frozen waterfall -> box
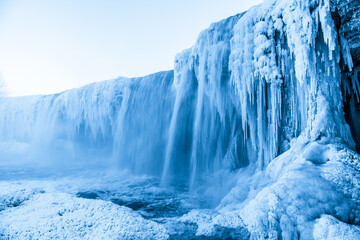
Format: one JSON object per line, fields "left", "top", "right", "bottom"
{"left": 0, "top": 0, "right": 359, "bottom": 189}
{"left": 2, "top": 0, "right": 360, "bottom": 238}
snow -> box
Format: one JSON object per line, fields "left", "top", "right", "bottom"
{"left": 177, "top": 138, "right": 360, "bottom": 239}
{"left": 235, "top": 139, "right": 360, "bottom": 239}
{"left": 0, "top": 183, "right": 40, "bottom": 211}
{"left": 0, "top": 186, "right": 169, "bottom": 239}
{"left": 180, "top": 209, "right": 249, "bottom": 237}
{"left": 313, "top": 215, "right": 360, "bottom": 240}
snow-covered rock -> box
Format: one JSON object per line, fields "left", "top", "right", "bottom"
{"left": 0, "top": 191, "right": 169, "bottom": 240}
{"left": 313, "top": 215, "right": 360, "bottom": 240}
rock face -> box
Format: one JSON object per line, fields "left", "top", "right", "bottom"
{"left": 332, "top": 0, "right": 360, "bottom": 152}
{"left": 333, "top": 0, "right": 360, "bottom": 65}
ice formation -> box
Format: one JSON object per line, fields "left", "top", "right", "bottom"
{"left": 1, "top": 0, "right": 360, "bottom": 238}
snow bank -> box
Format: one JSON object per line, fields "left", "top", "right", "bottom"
{"left": 0, "top": 190, "right": 169, "bottom": 240}
{"left": 313, "top": 215, "right": 360, "bottom": 240}
{"left": 178, "top": 139, "right": 360, "bottom": 239}
{"left": 0, "top": 183, "right": 39, "bottom": 211}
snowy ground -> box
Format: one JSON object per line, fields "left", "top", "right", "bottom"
{"left": 1, "top": 139, "right": 360, "bottom": 239}
{"left": 0, "top": 170, "right": 248, "bottom": 239}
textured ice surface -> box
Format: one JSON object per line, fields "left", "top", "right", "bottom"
{"left": 313, "top": 215, "right": 360, "bottom": 240}
{"left": 0, "top": 172, "right": 204, "bottom": 239}
{"left": 0, "top": 172, "right": 251, "bottom": 239}
{"left": 0, "top": 188, "right": 169, "bottom": 239}
{"left": 175, "top": 139, "right": 360, "bottom": 239}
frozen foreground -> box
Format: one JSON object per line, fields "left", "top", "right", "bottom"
{"left": 1, "top": 0, "right": 360, "bottom": 239}
{"left": 0, "top": 171, "right": 205, "bottom": 239}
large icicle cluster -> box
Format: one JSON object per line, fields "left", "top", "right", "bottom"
{"left": 230, "top": 0, "right": 354, "bottom": 168}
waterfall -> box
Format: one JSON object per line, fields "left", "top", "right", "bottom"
{"left": 0, "top": 71, "right": 175, "bottom": 174}
{"left": 0, "top": 0, "right": 358, "bottom": 192}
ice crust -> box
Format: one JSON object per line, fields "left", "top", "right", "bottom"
{"left": 313, "top": 215, "right": 360, "bottom": 240}
{"left": 0, "top": 186, "right": 169, "bottom": 240}
{"left": 1, "top": 0, "right": 360, "bottom": 239}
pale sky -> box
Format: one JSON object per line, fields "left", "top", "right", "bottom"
{"left": 0, "top": 0, "right": 262, "bottom": 96}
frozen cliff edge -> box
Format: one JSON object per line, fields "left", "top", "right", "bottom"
{"left": 1, "top": 0, "right": 360, "bottom": 239}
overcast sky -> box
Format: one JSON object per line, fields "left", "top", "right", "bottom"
{"left": 0, "top": 0, "right": 262, "bottom": 96}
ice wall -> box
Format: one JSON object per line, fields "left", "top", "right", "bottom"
{"left": 0, "top": 14, "right": 254, "bottom": 189}
{"left": 162, "top": 13, "right": 251, "bottom": 187}
{"left": 0, "top": 71, "right": 174, "bottom": 173}
{"left": 229, "top": 0, "right": 355, "bottom": 167}
{"left": 164, "top": 0, "right": 358, "bottom": 186}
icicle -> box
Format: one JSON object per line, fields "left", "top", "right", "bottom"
{"left": 228, "top": 0, "right": 353, "bottom": 169}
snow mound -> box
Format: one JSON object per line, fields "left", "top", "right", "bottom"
{"left": 180, "top": 209, "right": 249, "bottom": 238}
{"left": 176, "top": 139, "right": 360, "bottom": 239}
{"left": 211, "top": 139, "right": 360, "bottom": 239}
{"left": 0, "top": 192, "right": 169, "bottom": 240}
{"left": 313, "top": 215, "right": 360, "bottom": 240}
{"left": 0, "top": 182, "right": 39, "bottom": 211}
